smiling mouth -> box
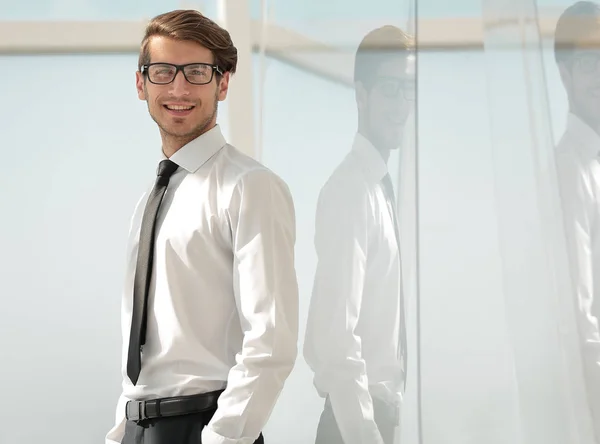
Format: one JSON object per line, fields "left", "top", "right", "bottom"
{"left": 164, "top": 104, "right": 194, "bottom": 110}
{"left": 163, "top": 104, "right": 195, "bottom": 116}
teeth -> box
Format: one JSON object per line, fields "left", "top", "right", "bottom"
{"left": 166, "top": 105, "right": 193, "bottom": 110}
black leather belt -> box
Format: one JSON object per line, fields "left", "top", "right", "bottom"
{"left": 126, "top": 390, "right": 224, "bottom": 421}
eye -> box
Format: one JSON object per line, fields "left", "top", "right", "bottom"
{"left": 149, "top": 65, "right": 175, "bottom": 77}
{"left": 186, "top": 65, "right": 210, "bottom": 74}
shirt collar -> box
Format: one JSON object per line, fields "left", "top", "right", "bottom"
{"left": 161, "top": 124, "right": 227, "bottom": 173}
{"left": 566, "top": 112, "right": 600, "bottom": 160}
{"left": 351, "top": 132, "right": 389, "bottom": 182}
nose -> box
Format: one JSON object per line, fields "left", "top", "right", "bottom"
{"left": 168, "top": 70, "right": 190, "bottom": 96}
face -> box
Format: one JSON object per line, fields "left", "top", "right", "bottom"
{"left": 356, "top": 55, "right": 415, "bottom": 151}
{"left": 560, "top": 48, "right": 600, "bottom": 128}
{"left": 136, "top": 36, "right": 230, "bottom": 146}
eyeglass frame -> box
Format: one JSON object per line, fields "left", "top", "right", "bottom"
{"left": 140, "top": 62, "right": 225, "bottom": 85}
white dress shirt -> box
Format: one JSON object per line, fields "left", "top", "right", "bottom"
{"left": 303, "top": 133, "right": 406, "bottom": 444}
{"left": 555, "top": 112, "right": 600, "bottom": 442}
{"left": 105, "top": 125, "right": 299, "bottom": 444}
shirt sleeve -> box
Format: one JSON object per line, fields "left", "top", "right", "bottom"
{"left": 303, "top": 178, "right": 385, "bottom": 444}
{"left": 201, "top": 168, "right": 299, "bottom": 444}
{"left": 556, "top": 147, "right": 600, "bottom": 438}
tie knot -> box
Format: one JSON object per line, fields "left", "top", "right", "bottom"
{"left": 157, "top": 159, "right": 178, "bottom": 178}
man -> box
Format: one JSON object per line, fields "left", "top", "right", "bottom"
{"left": 105, "top": 9, "right": 299, "bottom": 444}
{"left": 554, "top": 1, "right": 600, "bottom": 442}
{"left": 303, "top": 25, "right": 414, "bottom": 444}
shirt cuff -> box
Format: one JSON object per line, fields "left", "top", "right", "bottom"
{"left": 201, "top": 426, "right": 256, "bottom": 444}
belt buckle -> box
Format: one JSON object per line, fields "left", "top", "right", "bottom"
{"left": 137, "top": 401, "right": 147, "bottom": 421}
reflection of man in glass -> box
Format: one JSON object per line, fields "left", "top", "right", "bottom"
{"left": 303, "top": 26, "right": 414, "bottom": 444}
{"left": 554, "top": 1, "right": 600, "bottom": 440}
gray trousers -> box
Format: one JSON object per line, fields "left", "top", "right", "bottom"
{"left": 315, "top": 397, "right": 398, "bottom": 444}
{"left": 122, "top": 410, "right": 265, "bottom": 444}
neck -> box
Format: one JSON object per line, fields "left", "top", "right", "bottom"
{"left": 358, "top": 128, "right": 391, "bottom": 164}
{"left": 571, "top": 106, "right": 600, "bottom": 138}
{"left": 160, "top": 122, "right": 216, "bottom": 158}
{"left": 161, "top": 134, "right": 195, "bottom": 158}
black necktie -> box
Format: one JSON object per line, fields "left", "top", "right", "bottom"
{"left": 381, "top": 173, "right": 407, "bottom": 386}
{"left": 127, "top": 159, "right": 179, "bottom": 385}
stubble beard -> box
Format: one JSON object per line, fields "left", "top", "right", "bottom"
{"left": 367, "top": 119, "right": 404, "bottom": 153}
{"left": 151, "top": 90, "right": 219, "bottom": 148}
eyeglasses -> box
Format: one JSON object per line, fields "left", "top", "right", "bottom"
{"left": 141, "top": 63, "right": 224, "bottom": 85}
{"left": 373, "top": 77, "right": 416, "bottom": 101}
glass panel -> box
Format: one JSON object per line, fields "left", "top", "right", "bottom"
{"left": 252, "top": 57, "right": 355, "bottom": 444}
{"left": 0, "top": 0, "right": 217, "bottom": 21}
{"left": 253, "top": 2, "right": 418, "bottom": 442}
{"left": 417, "top": 47, "right": 521, "bottom": 444}
{"left": 250, "top": 0, "right": 481, "bottom": 22}
{"left": 482, "top": 0, "right": 600, "bottom": 443}
{"left": 537, "top": 0, "right": 581, "bottom": 12}
{"left": 540, "top": 1, "right": 600, "bottom": 442}
{"left": 481, "top": 0, "right": 574, "bottom": 441}
{"left": 249, "top": 0, "right": 461, "bottom": 45}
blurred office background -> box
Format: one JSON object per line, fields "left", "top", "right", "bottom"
{"left": 0, "top": 0, "right": 587, "bottom": 443}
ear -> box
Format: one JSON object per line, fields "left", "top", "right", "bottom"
{"left": 355, "top": 80, "right": 368, "bottom": 110}
{"left": 136, "top": 71, "right": 146, "bottom": 101}
{"left": 217, "top": 72, "right": 231, "bottom": 102}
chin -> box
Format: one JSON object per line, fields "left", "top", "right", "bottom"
{"left": 160, "top": 125, "right": 197, "bottom": 139}
{"left": 384, "top": 133, "right": 404, "bottom": 150}
{"left": 577, "top": 106, "right": 600, "bottom": 129}
{"left": 589, "top": 108, "right": 600, "bottom": 124}
{"left": 162, "top": 125, "right": 189, "bottom": 136}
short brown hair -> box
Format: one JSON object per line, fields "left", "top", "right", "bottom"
{"left": 554, "top": 1, "right": 600, "bottom": 63}
{"left": 138, "top": 9, "right": 238, "bottom": 75}
{"left": 354, "top": 25, "right": 414, "bottom": 86}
